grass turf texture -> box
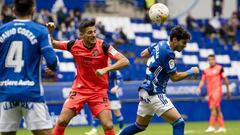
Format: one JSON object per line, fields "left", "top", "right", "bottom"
{"left": 17, "top": 121, "right": 240, "bottom": 135}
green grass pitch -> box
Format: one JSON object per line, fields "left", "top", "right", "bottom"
{"left": 17, "top": 121, "right": 240, "bottom": 135}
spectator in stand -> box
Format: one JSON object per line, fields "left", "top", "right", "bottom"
{"left": 1, "top": 4, "right": 15, "bottom": 24}
{"left": 212, "top": 0, "right": 224, "bottom": 17}
{"left": 204, "top": 19, "right": 218, "bottom": 42}
{"left": 112, "top": 27, "right": 128, "bottom": 45}
{"left": 144, "top": 9, "right": 151, "bottom": 23}
{"left": 67, "top": 20, "right": 80, "bottom": 40}
{"left": 221, "top": 12, "right": 239, "bottom": 46}
{"left": 57, "top": 23, "right": 70, "bottom": 40}
{"left": 186, "top": 13, "right": 199, "bottom": 30}
{"left": 37, "top": 9, "right": 54, "bottom": 24}
{"left": 74, "top": 9, "right": 82, "bottom": 27}
{"left": 57, "top": 6, "right": 68, "bottom": 25}
{"left": 144, "top": 0, "right": 155, "bottom": 10}
{"left": 96, "top": 21, "right": 106, "bottom": 39}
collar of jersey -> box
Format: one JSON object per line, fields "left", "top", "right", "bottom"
{"left": 13, "top": 19, "right": 31, "bottom": 22}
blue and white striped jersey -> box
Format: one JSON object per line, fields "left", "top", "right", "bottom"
{"left": 140, "top": 41, "right": 176, "bottom": 95}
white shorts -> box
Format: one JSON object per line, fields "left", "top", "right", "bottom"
{"left": 110, "top": 100, "right": 122, "bottom": 110}
{"left": 137, "top": 90, "right": 174, "bottom": 117}
{"left": 0, "top": 102, "right": 53, "bottom": 132}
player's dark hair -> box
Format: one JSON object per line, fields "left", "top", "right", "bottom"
{"left": 208, "top": 54, "right": 215, "bottom": 58}
{"left": 79, "top": 19, "right": 96, "bottom": 33}
{"left": 14, "top": 0, "right": 34, "bottom": 17}
{"left": 170, "top": 25, "right": 191, "bottom": 41}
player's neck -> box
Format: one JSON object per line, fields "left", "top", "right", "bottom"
{"left": 16, "top": 15, "right": 32, "bottom": 20}
{"left": 210, "top": 64, "right": 216, "bottom": 68}
{"left": 83, "top": 41, "right": 95, "bottom": 49}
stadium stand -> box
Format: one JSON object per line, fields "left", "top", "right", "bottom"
{"left": 51, "top": 16, "right": 240, "bottom": 81}
{"left": 1, "top": 0, "right": 239, "bottom": 82}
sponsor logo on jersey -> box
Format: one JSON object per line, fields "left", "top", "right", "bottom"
{"left": 92, "top": 50, "right": 98, "bottom": 56}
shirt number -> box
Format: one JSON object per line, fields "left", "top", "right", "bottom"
{"left": 5, "top": 41, "right": 24, "bottom": 73}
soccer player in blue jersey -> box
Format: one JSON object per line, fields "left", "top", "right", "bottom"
{"left": 85, "top": 61, "right": 124, "bottom": 135}
{"left": 119, "top": 26, "right": 199, "bottom": 135}
{"left": 0, "top": 0, "right": 58, "bottom": 135}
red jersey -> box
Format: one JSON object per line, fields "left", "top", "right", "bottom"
{"left": 57, "top": 38, "right": 121, "bottom": 94}
{"left": 201, "top": 64, "right": 226, "bottom": 96}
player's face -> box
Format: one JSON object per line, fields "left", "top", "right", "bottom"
{"left": 175, "top": 39, "right": 188, "bottom": 52}
{"left": 208, "top": 57, "right": 216, "bottom": 67}
{"left": 82, "top": 26, "right": 97, "bottom": 45}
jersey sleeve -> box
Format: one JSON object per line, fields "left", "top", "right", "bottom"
{"left": 39, "top": 28, "right": 58, "bottom": 71}
{"left": 220, "top": 67, "right": 227, "bottom": 78}
{"left": 57, "top": 40, "right": 75, "bottom": 51}
{"left": 105, "top": 44, "right": 122, "bottom": 60}
{"left": 163, "top": 51, "right": 176, "bottom": 74}
{"left": 39, "top": 28, "right": 53, "bottom": 51}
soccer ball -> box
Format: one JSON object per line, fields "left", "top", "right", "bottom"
{"left": 149, "top": 3, "right": 169, "bottom": 23}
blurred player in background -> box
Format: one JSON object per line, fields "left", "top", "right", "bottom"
{"left": 47, "top": 19, "right": 129, "bottom": 135}
{"left": 196, "top": 54, "right": 230, "bottom": 133}
{"left": 119, "top": 26, "right": 199, "bottom": 135}
{"left": 0, "top": 0, "right": 58, "bottom": 135}
{"left": 85, "top": 60, "right": 124, "bottom": 135}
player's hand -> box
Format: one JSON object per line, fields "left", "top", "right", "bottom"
{"left": 196, "top": 87, "right": 201, "bottom": 96}
{"left": 110, "top": 86, "right": 119, "bottom": 94}
{"left": 45, "top": 67, "right": 55, "bottom": 75}
{"left": 96, "top": 68, "right": 108, "bottom": 76}
{"left": 46, "top": 22, "right": 55, "bottom": 34}
{"left": 191, "top": 67, "right": 200, "bottom": 74}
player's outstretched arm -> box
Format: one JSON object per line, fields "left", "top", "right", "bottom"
{"left": 46, "top": 22, "right": 68, "bottom": 49}
{"left": 169, "top": 67, "right": 199, "bottom": 82}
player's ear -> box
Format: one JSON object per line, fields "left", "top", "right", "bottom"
{"left": 12, "top": 6, "right": 16, "bottom": 17}
{"left": 80, "top": 32, "right": 84, "bottom": 38}
{"left": 172, "top": 37, "right": 178, "bottom": 44}
{"left": 31, "top": 7, "right": 35, "bottom": 16}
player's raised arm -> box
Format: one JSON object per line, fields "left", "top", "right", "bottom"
{"left": 169, "top": 67, "right": 199, "bottom": 82}
{"left": 40, "top": 27, "right": 58, "bottom": 72}
{"left": 46, "top": 22, "right": 69, "bottom": 50}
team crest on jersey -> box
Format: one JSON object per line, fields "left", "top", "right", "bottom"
{"left": 169, "top": 59, "right": 175, "bottom": 69}
{"left": 92, "top": 50, "right": 98, "bottom": 56}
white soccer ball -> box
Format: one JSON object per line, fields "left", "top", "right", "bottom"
{"left": 149, "top": 3, "right": 169, "bottom": 23}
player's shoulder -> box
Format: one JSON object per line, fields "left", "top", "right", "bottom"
{"left": 159, "top": 41, "right": 174, "bottom": 57}
{"left": 0, "top": 21, "right": 14, "bottom": 32}
{"left": 29, "top": 22, "right": 48, "bottom": 34}
{"left": 215, "top": 64, "right": 222, "bottom": 68}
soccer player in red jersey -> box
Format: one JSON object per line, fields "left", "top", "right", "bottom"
{"left": 196, "top": 54, "right": 231, "bottom": 133}
{"left": 46, "top": 19, "right": 129, "bottom": 135}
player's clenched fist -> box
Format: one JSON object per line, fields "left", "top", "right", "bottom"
{"left": 96, "top": 68, "right": 108, "bottom": 76}
{"left": 191, "top": 67, "right": 199, "bottom": 74}
{"left": 46, "top": 22, "right": 55, "bottom": 34}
